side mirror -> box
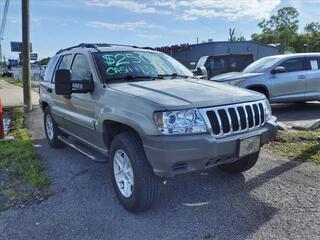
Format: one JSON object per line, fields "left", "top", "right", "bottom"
{"left": 55, "top": 69, "right": 95, "bottom": 96}
{"left": 55, "top": 69, "right": 72, "bottom": 95}
{"left": 271, "top": 66, "right": 286, "bottom": 74}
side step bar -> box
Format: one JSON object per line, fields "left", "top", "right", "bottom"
{"left": 58, "top": 135, "right": 108, "bottom": 163}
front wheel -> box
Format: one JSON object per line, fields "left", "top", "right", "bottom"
{"left": 110, "top": 132, "right": 162, "bottom": 212}
{"left": 218, "top": 152, "right": 260, "bottom": 173}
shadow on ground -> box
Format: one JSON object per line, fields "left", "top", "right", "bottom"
{"left": 272, "top": 101, "right": 320, "bottom": 122}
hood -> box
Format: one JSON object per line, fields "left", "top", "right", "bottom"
{"left": 211, "top": 72, "right": 264, "bottom": 82}
{"left": 109, "top": 79, "right": 264, "bottom": 110}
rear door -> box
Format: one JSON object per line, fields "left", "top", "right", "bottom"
{"left": 305, "top": 57, "right": 320, "bottom": 100}
{"left": 40, "top": 56, "right": 58, "bottom": 113}
{"left": 271, "top": 57, "right": 307, "bottom": 102}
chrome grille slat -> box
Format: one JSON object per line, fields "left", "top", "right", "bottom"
{"left": 243, "top": 106, "right": 249, "bottom": 130}
{"left": 201, "top": 100, "right": 266, "bottom": 138}
{"left": 214, "top": 109, "right": 223, "bottom": 136}
{"left": 250, "top": 104, "right": 256, "bottom": 128}
{"left": 234, "top": 107, "right": 242, "bottom": 131}
{"left": 225, "top": 109, "right": 233, "bottom": 133}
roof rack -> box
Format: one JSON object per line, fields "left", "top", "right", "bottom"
{"left": 56, "top": 43, "right": 155, "bottom": 55}
{"left": 56, "top": 43, "right": 112, "bottom": 54}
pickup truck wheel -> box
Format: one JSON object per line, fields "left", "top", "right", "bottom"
{"left": 44, "top": 108, "right": 64, "bottom": 148}
{"left": 110, "top": 132, "right": 161, "bottom": 212}
{"left": 218, "top": 152, "right": 259, "bottom": 173}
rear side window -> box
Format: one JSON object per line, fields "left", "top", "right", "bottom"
{"left": 279, "top": 58, "right": 304, "bottom": 73}
{"left": 206, "top": 58, "right": 225, "bottom": 70}
{"left": 43, "top": 56, "right": 58, "bottom": 82}
{"left": 71, "top": 54, "right": 92, "bottom": 81}
{"left": 306, "top": 57, "right": 320, "bottom": 70}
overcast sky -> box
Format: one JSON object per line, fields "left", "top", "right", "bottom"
{"left": 2, "top": 0, "right": 320, "bottom": 59}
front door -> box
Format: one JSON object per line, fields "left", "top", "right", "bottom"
{"left": 51, "top": 54, "right": 73, "bottom": 126}
{"left": 62, "top": 53, "right": 100, "bottom": 146}
{"left": 271, "top": 57, "right": 307, "bottom": 102}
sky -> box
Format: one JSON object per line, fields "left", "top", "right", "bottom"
{"left": 1, "top": 0, "right": 319, "bottom": 60}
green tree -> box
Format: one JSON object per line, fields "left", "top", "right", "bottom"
{"left": 303, "top": 22, "right": 320, "bottom": 52}
{"left": 305, "top": 22, "right": 320, "bottom": 35}
{"left": 39, "top": 57, "right": 50, "bottom": 65}
{"left": 252, "top": 7, "right": 299, "bottom": 53}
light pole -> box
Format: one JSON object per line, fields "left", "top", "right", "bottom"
{"left": 22, "top": 0, "right": 32, "bottom": 112}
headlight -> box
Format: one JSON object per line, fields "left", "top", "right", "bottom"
{"left": 229, "top": 79, "right": 245, "bottom": 86}
{"left": 154, "top": 109, "right": 208, "bottom": 135}
{"left": 263, "top": 99, "right": 272, "bottom": 121}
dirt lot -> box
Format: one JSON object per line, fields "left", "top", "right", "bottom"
{"left": 272, "top": 101, "right": 320, "bottom": 129}
{"left": 0, "top": 107, "right": 319, "bottom": 240}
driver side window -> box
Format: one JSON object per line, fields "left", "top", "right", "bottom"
{"left": 279, "top": 58, "right": 304, "bottom": 73}
{"left": 71, "top": 54, "right": 92, "bottom": 81}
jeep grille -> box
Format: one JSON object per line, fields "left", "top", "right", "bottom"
{"left": 200, "top": 100, "right": 266, "bottom": 137}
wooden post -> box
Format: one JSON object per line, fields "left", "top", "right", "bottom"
{"left": 22, "top": 0, "right": 32, "bottom": 112}
{"left": 0, "top": 97, "right": 4, "bottom": 139}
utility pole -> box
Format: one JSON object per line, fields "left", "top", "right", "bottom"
{"left": 22, "top": 0, "right": 32, "bottom": 112}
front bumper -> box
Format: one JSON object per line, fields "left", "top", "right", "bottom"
{"left": 143, "top": 116, "right": 277, "bottom": 177}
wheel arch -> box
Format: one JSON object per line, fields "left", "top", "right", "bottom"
{"left": 246, "top": 84, "right": 270, "bottom": 99}
{"left": 41, "top": 101, "right": 49, "bottom": 112}
{"left": 102, "top": 120, "right": 142, "bottom": 150}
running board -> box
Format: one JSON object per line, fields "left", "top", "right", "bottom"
{"left": 58, "top": 136, "right": 108, "bottom": 163}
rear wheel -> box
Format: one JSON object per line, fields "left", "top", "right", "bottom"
{"left": 218, "top": 152, "right": 260, "bottom": 173}
{"left": 44, "top": 108, "right": 64, "bottom": 148}
{"left": 110, "top": 132, "right": 162, "bottom": 212}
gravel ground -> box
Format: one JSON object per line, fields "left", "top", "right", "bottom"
{"left": 0, "top": 107, "right": 319, "bottom": 240}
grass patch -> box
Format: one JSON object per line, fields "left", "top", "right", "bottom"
{"left": 1, "top": 77, "right": 38, "bottom": 88}
{"left": 1, "top": 77, "right": 23, "bottom": 87}
{"left": 266, "top": 130, "right": 320, "bottom": 164}
{"left": 0, "top": 107, "right": 51, "bottom": 211}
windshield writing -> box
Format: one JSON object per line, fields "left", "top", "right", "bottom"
{"left": 94, "top": 51, "right": 194, "bottom": 81}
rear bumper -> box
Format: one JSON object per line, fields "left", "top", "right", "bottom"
{"left": 143, "top": 116, "right": 277, "bottom": 177}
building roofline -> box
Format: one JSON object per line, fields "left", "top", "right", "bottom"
{"left": 189, "top": 40, "right": 278, "bottom": 49}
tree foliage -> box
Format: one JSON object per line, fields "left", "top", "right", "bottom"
{"left": 251, "top": 7, "right": 320, "bottom": 53}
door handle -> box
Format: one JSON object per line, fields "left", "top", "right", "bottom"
{"left": 298, "top": 75, "right": 306, "bottom": 79}
{"left": 47, "top": 88, "right": 53, "bottom": 93}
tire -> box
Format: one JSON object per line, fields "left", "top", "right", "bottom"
{"left": 218, "top": 152, "right": 260, "bottom": 173}
{"left": 44, "top": 107, "right": 64, "bottom": 148}
{"left": 110, "top": 131, "right": 162, "bottom": 212}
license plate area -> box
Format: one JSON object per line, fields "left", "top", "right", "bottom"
{"left": 238, "top": 136, "right": 261, "bottom": 158}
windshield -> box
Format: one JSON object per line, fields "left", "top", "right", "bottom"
{"left": 93, "top": 51, "right": 194, "bottom": 82}
{"left": 243, "top": 57, "right": 281, "bottom": 73}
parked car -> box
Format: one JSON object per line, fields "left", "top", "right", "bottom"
{"left": 211, "top": 53, "right": 320, "bottom": 103}
{"left": 194, "top": 53, "right": 254, "bottom": 79}
{"left": 39, "top": 43, "right": 277, "bottom": 212}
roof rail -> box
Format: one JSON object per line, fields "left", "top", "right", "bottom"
{"left": 55, "top": 43, "right": 154, "bottom": 55}
{"left": 56, "top": 43, "right": 107, "bottom": 55}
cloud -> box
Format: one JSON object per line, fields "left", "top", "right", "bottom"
{"left": 87, "top": 20, "right": 165, "bottom": 31}
{"left": 155, "top": 0, "right": 281, "bottom": 21}
{"left": 85, "top": 0, "right": 280, "bottom": 21}
{"left": 86, "top": 0, "right": 170, "bottom": 15}
{"left": 137, "top": 34, "right": 169, "bottom": 40}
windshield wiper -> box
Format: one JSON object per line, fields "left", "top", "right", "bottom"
{"left": 157, "top": 73, "right": 194, "bottom": 79}
{"left": 107, "top": 75, "right": 162, "bottom": 82}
